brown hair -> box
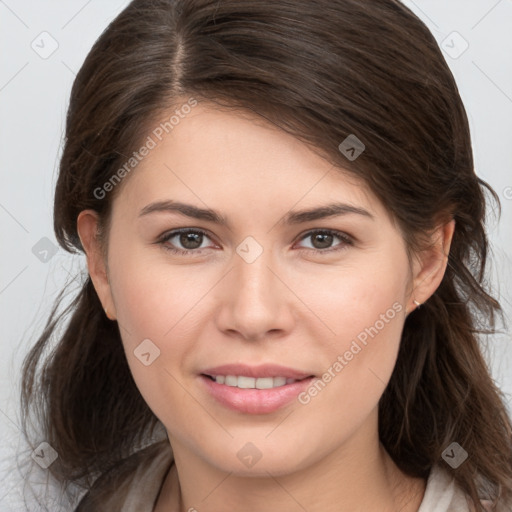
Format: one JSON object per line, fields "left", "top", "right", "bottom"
{"left": 20, "top": 0, "right": 512, "bottom": 509}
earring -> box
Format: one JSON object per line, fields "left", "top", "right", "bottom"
{"left": 413, "top": 299, "right": 422, "bottom": 307}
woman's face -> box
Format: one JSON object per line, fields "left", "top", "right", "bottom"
{"left": 80, "top": 100, "right": 447, "bottom": 476}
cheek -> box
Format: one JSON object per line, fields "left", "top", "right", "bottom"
{"left": 106, "top": 246, "right": 222, "bottom": 408}
{"left": 108, "top": 262, "right": 202, "bottom": 425}
{"left": 298, "top": 256, "right": 407, "bottom": 413}
{"left": 109, "top": 245, "right": 212, "bottom": 342}
{"left": 303, "top": 256, "right": 406, "bottom": 346}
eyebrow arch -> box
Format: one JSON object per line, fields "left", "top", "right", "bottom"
{"left": 138, "top": 200, "right": 375, "bottom": 226}
{"left": 282, "top": 203, "right": 374, "bottom": 224}
{"left": 139, "top": 201, "right": 229, "bottom": 225}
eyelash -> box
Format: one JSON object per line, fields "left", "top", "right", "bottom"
{"left": 156, "top": 228, "right": 354, "bottom": 257}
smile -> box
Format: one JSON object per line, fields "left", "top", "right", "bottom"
{"left": 200, "top": 374, "right": 316, "bottom": 414}
{"left": 204, "top": 374, "right": 305, "bottom": 389}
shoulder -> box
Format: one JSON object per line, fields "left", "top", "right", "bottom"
{"left": 419, "top": 465, "right": 504, "bottom": 512}
{"left": 74, "top": 439, "right": 174, "bottom": 512}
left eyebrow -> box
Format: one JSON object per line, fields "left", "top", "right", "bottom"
{"left": 138, "top": 200, "right": 375, "bottom": 226}
{"left": 282, "top": 202, "right": 375, "bottom": 224}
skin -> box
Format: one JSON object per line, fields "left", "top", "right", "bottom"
{"left": 78, "top": 100, "right": 455, "bottom": 512}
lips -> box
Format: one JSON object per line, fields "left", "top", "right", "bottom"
{"left": 199, "top": 363, "right": 316, "bottom": 414}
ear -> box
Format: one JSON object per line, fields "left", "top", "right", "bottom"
{"left": 77, "top": 210, "right": 117, "bottom": 320}
{"left": 408, "top": 218, "right": 455, "bottom": 313}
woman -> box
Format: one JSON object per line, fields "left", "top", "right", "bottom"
{"left": 20, "top": 0, "right": 512, "bottom": 511}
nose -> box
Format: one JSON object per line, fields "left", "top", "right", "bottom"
{"left": 215, "top": 245, "right": 296, "bottom": 342}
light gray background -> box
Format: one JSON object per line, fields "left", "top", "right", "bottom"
{"left": 1, "top": 1, "right": 511, "bottom": 510}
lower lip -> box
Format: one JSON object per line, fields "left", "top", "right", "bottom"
{"left": 199, "top": 375, "right": 315, "bottom": 414}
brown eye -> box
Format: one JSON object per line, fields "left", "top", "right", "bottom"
{"left": 296, "top": 230, "right": 353, "bottom": 254}
{"left": 178, "top": 231, "right": 204, "bottom": 250}
{"left": 158, "top": 228, "right": 214, "bottom": 256}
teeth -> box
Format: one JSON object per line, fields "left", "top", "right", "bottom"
{"left": 272, "top": 377, "right": 287, "bottom": 387}
{"left": 225, "top": 375, "right": 238, "bottom": 386}
{"left": 213, "top": 375, "right": 297, "bottom": 389}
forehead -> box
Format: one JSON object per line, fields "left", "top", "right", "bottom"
{"left": 113, "top": 101, "right": 388, "bottom": 224}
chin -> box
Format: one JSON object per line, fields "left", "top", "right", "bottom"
{"left": 202, "top": 442, "right": 314, "bottom": 477}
